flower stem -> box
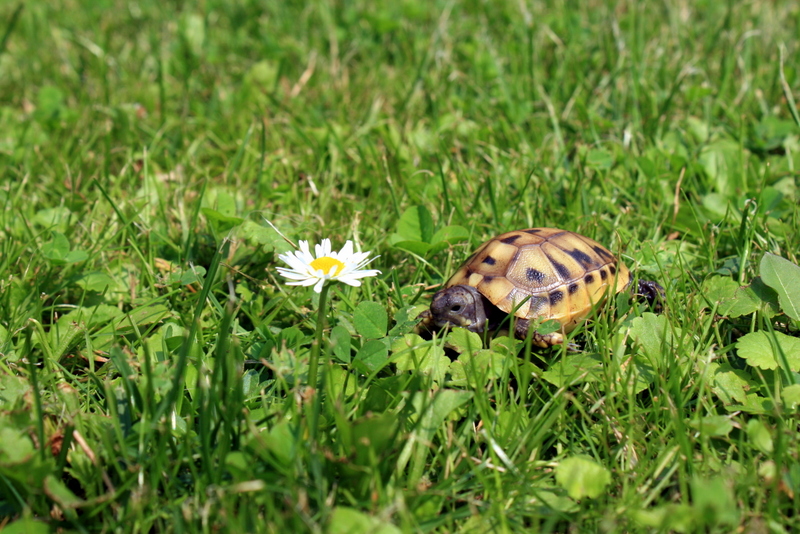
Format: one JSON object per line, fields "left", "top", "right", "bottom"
{"left": 307, "top": 282, "right": 329, "bottom": 391}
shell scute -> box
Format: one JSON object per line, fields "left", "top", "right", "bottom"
{"left": 444, "top": 227, "right": 632, "bottom": 329}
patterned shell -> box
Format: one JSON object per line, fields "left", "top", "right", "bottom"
{"left": 445, "top": 228, "right": 632, "bottom": 331}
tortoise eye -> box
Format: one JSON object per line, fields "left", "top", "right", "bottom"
{"left": 450, "top": 304, "right": 462, "bottom": 313}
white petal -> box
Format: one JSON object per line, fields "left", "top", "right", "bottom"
{"left": 281, "top": 255, "right": 311, "bottom": 273}
{"left": 277, "top": 271, "right": 312, "bottom": 281}
{"left": 315, "top": 239, "right": 332, "bottom": 259}
{"left": 277, "top": 251, "right": 296, "bottom": 265}
{"left": 313, "top": 278, "right": 325, "bottom": 293}
{"left": 338, "top": 240, "right": 354, "bottom": 258}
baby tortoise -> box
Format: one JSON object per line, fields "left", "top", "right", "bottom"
{"left": 420, "top": 228, "right": 663, "bottom": 347}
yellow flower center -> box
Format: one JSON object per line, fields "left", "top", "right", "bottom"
{"left": 310, "top": 256, "right": 345, "bottom": 276}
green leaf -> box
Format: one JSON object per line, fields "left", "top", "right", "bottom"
{"left": 351, "top": 412, "right": 399, "bottom": 463}
{"left": 0, "top": 324, "right": 15, "bottom": 362}
{"left": 328, "top": 507, "right": 401, "bottom": 534}
{"left": 585, "top": 148, "right": 615, "bottom": 170}
{"left": 0, "top": 374, "right": 28, "bottom": 405}
{"left": 430, "top": 225, "right": 469, "bottom": 245}
{"left": 426, "top": 389, "right": 472, "bottom": 427}
{"left": 689, "top": 415, "right": 733, "bottom": 437}
{"left": 390, "top": 205, "right": 434, "bottom": 244}
{"left": 760, "top": 253, "right": 800, "bottom": 321}
{"left": 444, "top": 328, "right": 483, "bottom": 354}
{"left": 702, "top": 276, "right": 778, "bottom": 318}
{"left": 698, "top": 138, "right": 741, "bottom": 197}
{"left": 74, "top": 271, "right": 116, "bottom": 292}
{"left": 330, "top": 325, "right": 352, "bottom": 363}
{"left": 629, "top": 313, "right": 674, "bottom": 366}
{"left": 781, "top": 384, "right": 800, "bottom": 410}
{"left": 238, "top": 220, "right": 294, "bottom": 254}
{"left": 41, "top": 232, "right": 65, "bottom": 260}
{"left": 169, "top": 265, "right": 207, "bottom": 286}
{"left": 691, "top": 476, "right": 739, "bottom": 527}
{"left": 354, "top": 339, "right": 389, "bottom": 373}
{"left": 201, "top": 207, "right": 244, "bottom": 231}
{"left": 353, "top": 301, "right": 387, "bottom": 339}
{"left": 710, "top": 362, "right": 756, "bottom": 405}
{"left": 555, "top": 455, "right": 611, "bottom": 500}
{"left": 392, "top": 334, "right": 448, "bottom": 383}
{"left": 686, "top": 116, "right": 710, "bottom": 143}
{"left": 33, "top": 207, "right": 73, "bottom": 230}
{"left": 736, "top": 331, "right": 800, "bottom": 371}
{"left": 390, "top": 240, "right": 431, "bottom": 256}
{"left": 450, "top": 349, "right": 509, "bottom": 387}
{"left": 262, "top": 421, "right": 297, "bottom": 467}
{"left": 541, "top": 353, "right": 603, "bottom": 387}
{"left": 178, "top": 12, "right": 205, "bottom": 58}
{"left": 388, "top": 304, "right": 427, "bottom": 337}
{"left": 44, "top": 474, "right": 85, "bottom": 509}
{"left": 746, "top": 420, "right": 773, "bottom": 454}
{"left": 0, "top": 425, "right": 35, "bottom": 465}
{"left": 327, "top": 365, "right": 357, "bottom": 401}
{"left": 631, "top": 504, "right": 694, "bottom": 532}
{"left": 0, "top": 519, "right": 51, "bottom": 534}
{"left": 536, "top": 318, "right": 562, "bottom": 336}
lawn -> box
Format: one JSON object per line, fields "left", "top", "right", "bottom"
{"left": 1, "top": 0, "right": 800, "bottom": 532}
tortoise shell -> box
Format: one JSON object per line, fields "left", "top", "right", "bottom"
{"left": 444, "top": 227, "right": 631, "bottom": 333}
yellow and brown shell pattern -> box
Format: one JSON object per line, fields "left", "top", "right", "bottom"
{"left": 444, "top": 228, "right": 631, "bottom": 333}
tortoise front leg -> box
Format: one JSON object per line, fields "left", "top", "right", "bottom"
{"left": 633, "top": 279, "right": 665, "bottom": 312}
{"left": 513, "top": 318, "right": 564, "bottom": 348}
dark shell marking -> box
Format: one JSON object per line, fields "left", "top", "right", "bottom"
{"left": 500, "top": 234, "right": 522, "bottom": 244}
{"left": 442, "top": 227, "right": 632, "bottom": 338}
{"left": 526, "top": 268, "right": 545, "bottom": 283}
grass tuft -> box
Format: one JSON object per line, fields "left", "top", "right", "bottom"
{"left": 1, "top": 0, "right": 800, "bottom": 531}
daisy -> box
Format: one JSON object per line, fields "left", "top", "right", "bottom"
{"left": 277, "top": 239, "right": 381, "bottom": 293}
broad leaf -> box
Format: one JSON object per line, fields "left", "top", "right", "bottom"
{"left": 689, "top": 415, "right": 733, "bottom": 437}
{"left": 328, "top": 507, "right": 401, "bottom": 534}
{"left": 710, "top": 362, "right": 756, "bottom": 405}
{"left": 555, "top": 455, "right": 611, "bottom": 500}
{"left": 392, "top": 334, "right": 448, "bottom": 383}
{"left": 541, "top": 353, "right": 603, "bottom": 387}
{"left": 74, "top": 271, "right": 116, "bottom": 292}
{"left": 41, "top": 232, "right": 88, "bottom": 265}
{"left": 760, "top": 253, "right": 800, "bottom": 321}
{"left": 238, "top": 219, "right": 294, "bottom": 254}
{"left": 629, "top": 313, "right": 673, "bottom": 363}
{"left": 736, "top": 331, "right": 800, "bottom": 371}
{"left": 445, "top": 328, "right": 483, "bottom": 354}
{"left": 702, "top": 276, "right": 779, "bottom": 317}
{"left": 390, "top": 205, "right": 434, "bottom": 244}
{"left": 330, "top": 325, "right": 352, "bottom": 363}
{"left": 353, "top": 301, "right": 387, "bottom": 339}
{"left": 354, "top": 339, "right": 390, "bottom": 373}
{"left": 746, "top": 420, "right": 773, "bottom": 454}
{"left": 1, "top": 519, "right": 50, "bottom": 534}
{"left": 430, "top": 225, "right": 469, "bottom": 245}
{"left": 781, "top": 384, "right": 800, "bottom": 410}
{"left": 389, "top": 240, "right": 431, "bottom": 256}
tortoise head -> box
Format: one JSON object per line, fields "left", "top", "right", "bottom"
{"left": 430, "top": 285, "right": 488, "bottom": 333}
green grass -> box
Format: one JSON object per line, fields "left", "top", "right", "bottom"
{"left": 1, "top": 0, "right": 800, "bottom": 532}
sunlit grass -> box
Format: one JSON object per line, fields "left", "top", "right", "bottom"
{"left": 1, "top": 0, "right": 799, "bottom": 532}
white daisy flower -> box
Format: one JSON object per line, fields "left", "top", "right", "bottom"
{"left": 276, "top": 239, "right": 381, "bottom": 293}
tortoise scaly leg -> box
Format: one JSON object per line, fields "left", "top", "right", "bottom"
{"left": 633, "top": 279, "right": 665, "bottom": 312}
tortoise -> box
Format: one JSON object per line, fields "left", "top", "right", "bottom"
{"left": 421, "top": 228, "right": 663, "bottom": 347}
